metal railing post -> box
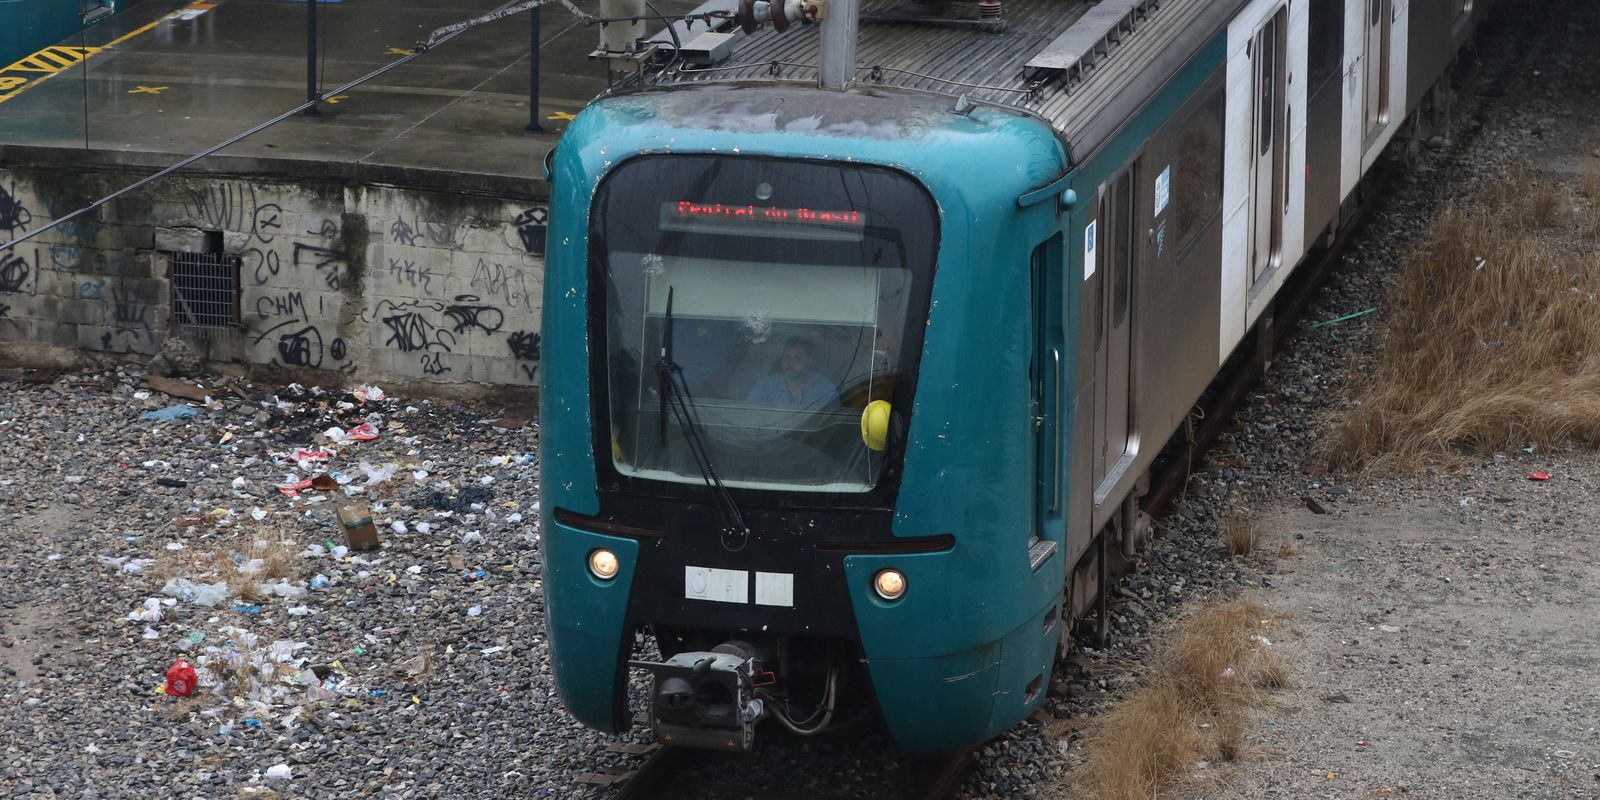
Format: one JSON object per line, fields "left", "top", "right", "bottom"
{"left": 525, "top": 6, "right": 543, "bottom": 132}
{"left": 303, "top": 0, "right": 321, "bottom": 116}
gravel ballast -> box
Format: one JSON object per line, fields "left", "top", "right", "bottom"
{"left": 2, "top": 2, "right": 1593, "bottom": 798}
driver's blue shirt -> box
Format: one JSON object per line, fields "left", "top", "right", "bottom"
{"left": 746, "top": 372, "right": 839, "bottom": 409}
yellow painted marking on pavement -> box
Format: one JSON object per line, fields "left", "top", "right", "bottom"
{"left": 0, "top": 2, "right": 215, "bottom": 106}
{"left": 129, "top": 85, "right": 169, "bottom": 94}
{"left": 546, "top": 111, "right": 577, "bottom": 121}
{"left": 387, "top": 47, "right": 415, "bottom": 56}
{"left": 325, "top": 95, "right": 349, "bottom": 104}
{"left": 5, "top": 45, "right": 103, "bottom": 74}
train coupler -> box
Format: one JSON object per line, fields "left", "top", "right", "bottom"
{"left": 629, "top": 641, "right": 767, "bottom": 752}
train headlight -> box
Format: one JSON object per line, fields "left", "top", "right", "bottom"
{"left": 588, "top": 548, "right": 620, "bottom": 580}
{"left": 873, "top": 569, "right": 906, "bottom": 601}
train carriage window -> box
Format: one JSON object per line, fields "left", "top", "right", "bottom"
{"left": 1308, "top": 0, "right": 1344, "bottom": 91}
{"left": 1174, "top": 89, "right": 1223, "bottom": 255}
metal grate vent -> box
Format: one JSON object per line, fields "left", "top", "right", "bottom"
{"left": 168, "top": 250, "right": 241, "bottom": 329}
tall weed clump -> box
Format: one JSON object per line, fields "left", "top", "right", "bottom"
{"left": 1327, "top": 167, "right": 1600, "bottom": 469}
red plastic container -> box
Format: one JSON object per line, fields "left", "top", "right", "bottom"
{"left": 165, "top": 659, "right": 197, "bottom": 697}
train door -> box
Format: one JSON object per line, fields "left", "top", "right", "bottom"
{"left": 1248, "top": 9, "right": 1287, "bottom": 284}
{"left": 1364, "top": 0, "right": 1393, "bottom": 140}
{"left": 1092, "top": 166, "right": 1135, "bottom": 497}
{"left": 1030, "top": 236, "right": 1065, "bottom": 565}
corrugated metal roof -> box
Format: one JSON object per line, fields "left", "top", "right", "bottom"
{"left": 618, "top": 0, "right": 1236, "bottom": 155}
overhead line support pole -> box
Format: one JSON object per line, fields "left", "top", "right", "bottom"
{"left": 304, "top": 0, "right": 321, "bottom": 116}
{"left": 526, "top": 6, "right": 543, "bottom": 133}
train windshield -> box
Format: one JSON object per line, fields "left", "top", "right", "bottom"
{"left": 593, "top": 156, "right": 937, "bottom": 495}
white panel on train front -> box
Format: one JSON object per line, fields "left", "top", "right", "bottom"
{"left": 685, "top": 566, "right": 749, "bottom": 605}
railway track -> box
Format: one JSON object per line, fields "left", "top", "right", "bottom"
{"left": 588, "top": 742, "right": 974, "bottom": 799}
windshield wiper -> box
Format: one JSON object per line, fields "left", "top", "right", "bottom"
{"left": 655, "top": 287, "right": 751, "bottom": 550}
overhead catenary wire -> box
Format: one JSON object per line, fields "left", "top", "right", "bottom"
{"left": 0, "top": 0, "right": 568, "bottom": 252}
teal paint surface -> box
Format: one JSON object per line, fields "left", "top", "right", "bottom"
{"left": 539, "top": 86, "right": 1073, "bottom": 747}
{"left": 540, "top": 45, "right": 1226, "bottom": 747}
{"left": 0, "top": 0, "right": 119, "bottom": 67}
{"left": 541, "top": 521, "right": 640, "bottom": 731}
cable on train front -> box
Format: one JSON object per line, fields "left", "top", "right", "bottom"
{"left": 538, "top": 84, "right": 1072, "bottom": 755}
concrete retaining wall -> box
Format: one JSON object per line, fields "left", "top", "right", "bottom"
{"left": 0, "top": 154, "right": 548, "bottom": 391}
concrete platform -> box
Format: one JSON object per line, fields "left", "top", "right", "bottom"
{"left": 0, "top": 0, "right": 687, "bottom": 183}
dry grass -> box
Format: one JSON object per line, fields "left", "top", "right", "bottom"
{"left": 1222, "top": 511, "right": 1259, "bottom": 557}
{"left": 1326, "top": 165, "right": 1600, "bottom": 470}
{"left": 1062, "top": 599, "right": 1287, "bottom": 800}
{"left": 154, "top": 527, "right": 302, "bottom": 601}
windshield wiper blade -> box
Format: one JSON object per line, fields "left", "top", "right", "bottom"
{"left": 655, "top": 287, "right": 750, "bottom": 549}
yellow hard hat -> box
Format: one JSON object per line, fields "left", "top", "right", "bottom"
{"left": 860, "top": 400, "right": 891, "bottom": 452}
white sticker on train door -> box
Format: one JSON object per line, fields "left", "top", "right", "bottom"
{"left": 1154, "top": 165, "right": 1171, "bottom": 216}
{"left": 1083, "top": 220, "right": 1097, "bottom": 281}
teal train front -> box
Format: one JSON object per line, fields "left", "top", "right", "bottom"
{"left": 539, "top": 83, "right": 1071, "bottom": 755}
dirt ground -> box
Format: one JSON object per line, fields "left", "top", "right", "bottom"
{"left": 1204, "top": 458, "right": 1600, "bottom": 799}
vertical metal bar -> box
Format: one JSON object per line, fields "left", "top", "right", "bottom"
{"left": 303, "top": 0, "right": 321, "bottom": 116}
{"left": 818, "top": 0, "right": 858, "bottom": 91}
{"left": 525, "top": 6, "right": 543, "bottom": 133}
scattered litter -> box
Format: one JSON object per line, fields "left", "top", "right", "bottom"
{"left": 250, "top": 507, "right": 268, "bottom": 521}
{"left": 165, "top": 659, "right": 197, "bottom": 697}
{"left": 391, "top": 520, "right": 409, "bottom": 535}
{"left": 161, "top": 578, "right": 230, "bottom": 607}
{"left": 347, "top": 422, "right": 380, "bottom": 441}
{"left": 129, "top": 598, "right": 165, "bottom": 623}
{"left": 415, "top": 521, "right": 432, "bottom": 534}
{"left": 230, "top": 604, "right": 262, "bottom": 615}
{"left": 352, "top": 385, "right": 386, "bottom": 403}
{"left": 309, "top": 574, "right": 330, "bottom": 590}
{"left": 276, "top": 476, "right": 314, "bottom": 496}
{"left": 155, "top": 477, "right": 188, "bottom": 488}
{"left": 1528, "top": 472, "right": 1551, "bottom": 481}
{"left": 1378, "top": 624, "right": 1400, "bottom": 633}
{"left": 140, "top": 405, "right": 199, "bottom": 422}
{"left": 143, "top": 626, "right": 161, "bottom": 640}
{"left": 360, "top": 461, "right": 398, "bottom": 485}
{"left": 1303, "top": 496, "right": 1328, "bottom": 514}
{"left": 1553, "top": 750, "right": 1577, "bottom": 759}
{"left": 265, "top": 763, "right": 293, "bottom": 784}
{"left": 462, "top": 531, "right": 484, "bottom": 546}
{"left": 480, "top": 646, "right": 504, "bottom": 655}
{"left": 467, "top": 605, "right": 482, "bottom": 617}
{"left": 286, "top": 606, "right": 312, "bottom": 616}
{"left": 338, "top": 505, "right": 383, "bottom": 551}
{"left": 1309, "top": 306, "right": 1379, "bottom": 340}
{"left": 257, "top": 580, "right": 308, "bottom": 600}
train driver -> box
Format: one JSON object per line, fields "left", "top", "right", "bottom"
{"left": 746, "top": 336, "right": 840, "bottom": 409}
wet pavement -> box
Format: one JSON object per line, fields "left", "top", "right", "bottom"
{"left": 0, "top": 0, "right": 693, "bottom": 180}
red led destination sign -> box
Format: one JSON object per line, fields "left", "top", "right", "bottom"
{"left": 670, "top": 201, "right": 862, "bottom": 228}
